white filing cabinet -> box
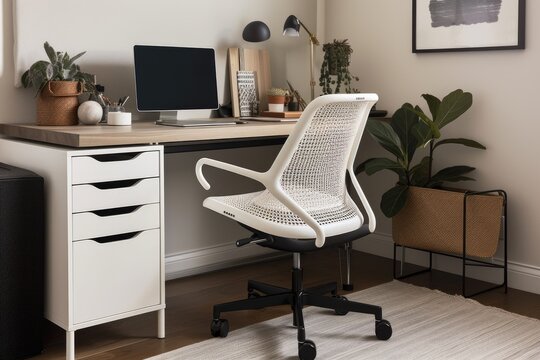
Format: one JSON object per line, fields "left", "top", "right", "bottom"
{"left": 0, "top": 139, "right": 165, "bottom": 360}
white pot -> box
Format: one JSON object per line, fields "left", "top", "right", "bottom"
{"left": 268, "top": 103, "right": 284, "bottom": 112}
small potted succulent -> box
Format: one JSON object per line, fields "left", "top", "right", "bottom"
{"left": 267, "top": 87, "right": 289, "bottom": 112}
{"left": 21, "top": 42, "right": 95, "bottom": 126}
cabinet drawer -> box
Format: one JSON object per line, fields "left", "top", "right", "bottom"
{"left": 72, "top": 203, "right": 160, "bottom": 241}
{"left": 72, "top": 151, "right": 160, "bottom": 185}
{"left": 73, "top": 229, "right": 161, "bottom": 324}
{"left": 72, "top": 177, "right": 159, "bottom": 212}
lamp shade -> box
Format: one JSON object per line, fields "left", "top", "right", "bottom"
{"left": 242, "top": 21, "right": 271, "bottom": 42}
{"left": 283, "top": 15, "right": 300, "bottom": 36}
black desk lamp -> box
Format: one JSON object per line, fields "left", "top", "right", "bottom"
{"left": 242, "top": 21, "right": 271, "bottom": 42}
{"left": 283, "top": 15, "right": 319, "bottom": 101}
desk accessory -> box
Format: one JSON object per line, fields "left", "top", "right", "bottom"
{"left": 228, "top": 48, "right": 271, "bottom": 118}
{"left": 21, "top": 42, "right": 95, "bottom": 126}
{"left": 107, "top": 111, "right": 132, "bottom": 126}
{"left": 283, "top": 15, "right": 319, "bottom": 101}
{"left": 237, "top": 71, "right": 258, "bottom": 117}
{"left": 78, "top": 101, "right": 103, "bottom": 125}
{"left": 267, "top": 87, "right": 289, "bottom": 112}
{"left": 261, "top": 111, "right": 302, "bottom": 118}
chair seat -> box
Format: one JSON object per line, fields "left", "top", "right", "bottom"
{"left": 203, "top": 190, "right": 362, "bottom": 240}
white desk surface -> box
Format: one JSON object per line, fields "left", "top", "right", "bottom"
{"left": 0, "top": 120, "right": 296, "bottom": 148}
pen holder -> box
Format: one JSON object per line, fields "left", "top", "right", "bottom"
{"left": 102, "top": 105, "right": 124, "bottom": 123}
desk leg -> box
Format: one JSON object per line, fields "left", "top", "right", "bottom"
{"left": 66, "top": 330, "right": 75, "bottom": 360}
{"left": 158, "top": 309, "right": 166, "bottom": 339}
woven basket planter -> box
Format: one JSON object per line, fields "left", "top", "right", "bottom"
{"left": 36, "top": 81, "right": 82, "bottom": 126}
{"left": 392, "top": 186, "right": 504, "bottom": 258}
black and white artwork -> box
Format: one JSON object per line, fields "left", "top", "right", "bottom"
{"left": 413, "top": 0, "right": 525, "bottom": 52}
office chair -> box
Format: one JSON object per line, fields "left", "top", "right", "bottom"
{"left": 196, "top": 94, "right": 392, "bottom": 360}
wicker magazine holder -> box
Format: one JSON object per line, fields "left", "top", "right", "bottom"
{"left": 392, "top": 186, "right": 503, "bottom": 258}
{"left": 36, "top": 81, "right": 82, "bottom": 126}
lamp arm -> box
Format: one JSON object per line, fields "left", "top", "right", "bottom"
{"left": 298, "top": 20, "right": 319, "bottom": 46}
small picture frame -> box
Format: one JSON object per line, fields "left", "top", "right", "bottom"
{"left": 413, "top": 0, "right": 525, "bottom": 53}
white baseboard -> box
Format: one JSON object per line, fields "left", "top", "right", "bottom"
{"left": 165, "top": 242, "right": 283, "bottom": 280}
{"left": 355, "top": 232, "right": 540, "bottom": 295}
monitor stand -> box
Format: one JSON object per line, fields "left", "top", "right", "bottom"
{"left": 155, "top": 111, "right": 242, "bottom": 127}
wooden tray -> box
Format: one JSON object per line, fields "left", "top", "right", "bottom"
{"left": 260, "top": 111, "right": 302, "bottom": 118}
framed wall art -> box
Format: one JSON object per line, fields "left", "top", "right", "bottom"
{"left": 413, "top": 0, "right": 525, "bottom": 53}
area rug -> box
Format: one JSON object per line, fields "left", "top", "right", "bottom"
{"left": 148, "top": 281, "right": 540, "bottom": 359}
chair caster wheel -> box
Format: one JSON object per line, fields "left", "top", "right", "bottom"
{"left": 298, "top": 339, "right": 316, "bottom": 360}
{"left": 375, "top": 319, "right": 392, "bottom": 340}
{"left": 342, "top": 283, "right": 354, "bottom": 291}
{"left": 211, "top": 319, "right": 229, "bottom": 338}
{"left": 333, "top": 295, "right": 349, "bottom": 316}
{"left": 247, "top": 291, "right": 260, "bottom": 299}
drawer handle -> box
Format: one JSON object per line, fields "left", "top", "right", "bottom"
{"left": 91, "top": 179, "right": 142, "bottom": 189}
{"left": 92, "top": 231, "right": 142, "bottom": 244}
{"left": 91, "top": 205, "right": 142, "bottom": 217}
{"left": 88, "top": 152, "right": 142, "bottom": 162}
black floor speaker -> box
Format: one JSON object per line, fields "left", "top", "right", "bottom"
{"left": 0, "top": 163, "right": 44, "bottom": 359}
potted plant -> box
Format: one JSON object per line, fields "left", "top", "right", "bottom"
{"left": 356, "top": 89, "right": 504, "bottom": 258}
{"left": 319, "top": 39, "right": 359, "bottom": 95}
{"left": 267, "top": 87, "right": 289, "bottom": 112}
{"left": 21, "top": 42, "right": 95, "bottom": 126}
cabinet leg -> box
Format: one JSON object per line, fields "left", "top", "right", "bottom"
{"left": 158, "top": 309, "right": 165, "bottom": 339}
{"left": 66, "top": 330, "right": 75, "bottom": 360}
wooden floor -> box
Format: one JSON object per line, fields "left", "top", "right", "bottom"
{"left": 34, "top": 250, "right": 540, "bottom": 359}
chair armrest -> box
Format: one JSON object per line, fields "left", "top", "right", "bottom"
{"left": 196, "top": 158, "right": 266, "bottom": 190}
{"left": 348, "top": 167, "right": 376, "bottom": 233}
{"left": 267, "top": 183, "right": 326, "bottom": 248}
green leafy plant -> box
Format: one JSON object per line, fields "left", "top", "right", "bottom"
{"left": 355, "top": 89, "right": 486, "bottom": 217}
{"left": 319, "top": 39, "right": 359, "bottom": 95}
{"left": 267, "top": 87, "right": 289, "bottom": 97}
{"left": 21, "top": 42, "right": 95, "bottom": 96}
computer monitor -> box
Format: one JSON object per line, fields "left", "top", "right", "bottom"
{"left": 133, "top": 45, "right": 219, "bottom": 121}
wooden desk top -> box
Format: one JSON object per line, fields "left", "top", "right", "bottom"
{"left": 0, "top": 120, "right": 296, "bottom": 148}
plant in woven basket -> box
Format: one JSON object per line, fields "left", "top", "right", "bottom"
{"left": 319, "top": 39, "right": 359, "bottom": 95}
{"left": 21, "top": 42, "right": 95, "bottom": 96}
{"left": 355, "top": 89, "right": 486, "bottom": 217}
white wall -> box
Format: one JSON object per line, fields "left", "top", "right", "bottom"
{"left": 0, "top": 1, "right": 318, "bottom": 260}
{"left": 325, "top": 0, "right": 540, "bottom": 287}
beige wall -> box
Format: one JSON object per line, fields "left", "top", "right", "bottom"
{"left": 325, "top": 0, "right": 539, "bottom": 269}
{"left": 0, "top": 0, "right": 317, "bottom": 255}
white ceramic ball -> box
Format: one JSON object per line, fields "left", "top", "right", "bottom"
{"left": 77, "top": 101, "right": 103, "bottom": 125}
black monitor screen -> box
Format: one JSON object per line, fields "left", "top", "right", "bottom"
{"left": 134, "top": 45, "right": 219, "bottom": 111}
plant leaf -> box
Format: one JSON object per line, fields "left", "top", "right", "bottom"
{"left": 414, "top": 105, "right": 441, "bottom": 139}
{"left": 44, "top": 42, "right": 57, "bottom": 63}
{"left": 433, "top": 138, "right": 486, "bottom": 150}
{"left": 364, "top": 157, "right": 407, "bottom": 177}
{"left": 45, "top": 64, "right": 54, "bottom": 80}
{"left": 435, "top": 89, "right": 473, "bottom": 129}
{"left": 366, "top": 119, "right": 404, "bottom": 160}
{"left": 412, "top": 121, "right": 433, "bottom": 147}
{"left": 409, "top": 156, "right": 430, "bottom": 186}
{"left": 67, "top": 51, "right": 86, "bottom": 67}
{"left": 390, "top": 105, "right": 419, "bottom": 165}
{"left": 21, "top": 70, "right": 30, "bottom": 88}
{"left": 421, "top": 93, "right": 441, "bottom": 120}
{"left": 381, "top": 184, "right": 409, "bottom": 218}
{"left": 429, "top": 166, "right": 476, "bottom": 185}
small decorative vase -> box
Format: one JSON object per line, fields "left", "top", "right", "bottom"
{"left": 36, "top": 81, "right": 83, "bottom": 126}
{"left": 77, "top": 101, "right": 103, "bottom": 125}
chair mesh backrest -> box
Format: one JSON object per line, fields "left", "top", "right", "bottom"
{"left": 275, "top": 100, "right": 369, "bottom": 212}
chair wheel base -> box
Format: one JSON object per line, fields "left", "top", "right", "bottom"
{"left": 375, "top": 319, "right": 392, "bottom": 340}
{"left": 299, "top": 339, "right": 317, "bottom": 360}
{"left": 211, "top": 319, "right": 229, "bottom": 338}
{"left": 333, "top": 295, "right": 349, "bottom": 315}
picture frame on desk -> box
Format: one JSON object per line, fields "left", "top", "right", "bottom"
{"left": 413, "top": 0, "right": 525, "bottom": 53}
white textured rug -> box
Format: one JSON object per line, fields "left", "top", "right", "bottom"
{"left": 148, "top": 281, "right": 540, "bottom": 359}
